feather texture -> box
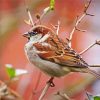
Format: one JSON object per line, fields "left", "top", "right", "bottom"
{"left": 24, "top": 25, "right": 100, "bottom": 78}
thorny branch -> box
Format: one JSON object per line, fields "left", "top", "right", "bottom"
{"left": 68, "top": 0, "right": 94, "bottom": 47}
{"left": 39, "top": 77, "right": 54, "bottom": 100}
{"left": 79, "top": 40, "right": 100, "bottom": 55}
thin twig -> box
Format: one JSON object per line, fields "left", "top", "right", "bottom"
{"left": 51, "top": 21, "right": 60, "bottom": 35}
{"left": 79, "top": 40, "right": 100, "bottom": 55}
{"left": 69, "top": 14, "right": 86, "bottom": 41}
{"left": 39, "top": 83, "right": 50, "bottom": 100}
{"left": 55, "top": 92, "right": 73, "bottom": 100}
{"left": 34, "top": 12, "right": 46, "bottom": 25}
{"left": 90, "top": 65, "right": 100, "bottom": 67}
{"left": 84, "top": 0, "right": 92, "bottom": 13}
{"left": 24, "top": 0, "right": 34, "bottom": 26}
{"left": 39, "top": 77, "right": 54, "bottom": 100}
{"left": 51, "top": 24, "right": 56, "bottom": 29}
{"left": 75, "top": 26, "right": 86, "bottom": 32}
{"left": 79, "top": 42, "right": 95, "bottom": 55}
{"left": 56, "top": 21, "right": 60, "bottom": 35}
{"left": 96, "top": 40, "right": 100, "bottom": 45}
{"left": 0, "top": 82, "right": 22, "bottom": 99}
{"left": 69, "top": 0, "right": 93, "bottom": 47}
{"left": 26, "top": 8, "right": 34, "bottom": 27}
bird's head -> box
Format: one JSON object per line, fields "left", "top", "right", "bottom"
{"left": 23, "top": 25, "right": 54, "bottom": 42}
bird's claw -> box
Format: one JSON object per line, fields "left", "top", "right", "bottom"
{"left": 47, "top": 77, "right": 55, "bottom": 87}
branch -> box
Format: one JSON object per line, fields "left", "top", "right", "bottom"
{"left": 34, "top": 11, "right": 48, "bottom": 25}
{"left": 26, "top": 8, "right": 34, "bottom": 27}
{"left": 56, "top": 21, "right": 60, "bottom": 35}
{"left": 68, "top": 0, "right": 93, "bottom": 47}
{"left": 34, "top": 7, "right": 52, "bottom": 25}
{"left": 79, "top": 40, "right": 100, "bottom": 55}
{"left": 0, "top": 80, "right": 22, "bottom": 99}
{"left": 39, "top": 77, "right": 54, "bottom": 100}
{"left": 79, "top": 42, "right": 95, "bottom": 55}
{"left": 55, "top": 92, "right": 73, "bottom": 100}
{"left": 51, "top": 21, "right": 60, "bottom": 35}
{"left": 90, "top": 65, "right": 100, "bottom": 67}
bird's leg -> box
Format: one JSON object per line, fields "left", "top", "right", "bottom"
{"left": 47, "top": 77, "right": 55, "bottom": 87}
{"left": 79, "top": 40, "right": 100, "bottom": 55}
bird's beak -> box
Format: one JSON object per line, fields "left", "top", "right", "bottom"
{"left": 22, "top": 32, "right": 29, "bottom": 38}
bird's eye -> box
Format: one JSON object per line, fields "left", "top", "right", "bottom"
{"left": 29, "top": 31, "right": 37, "bottom": 36}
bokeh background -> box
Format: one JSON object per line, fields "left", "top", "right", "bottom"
{"left": 0, "top": 0, "right": 100, "bottom": 100}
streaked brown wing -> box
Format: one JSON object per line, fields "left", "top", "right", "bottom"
{"left": 33, "top": 39, "right": 88, "bottom": 68}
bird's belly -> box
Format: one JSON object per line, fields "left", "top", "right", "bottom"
{"left": 25, "top": 47, "right": 70, "bottom": 77}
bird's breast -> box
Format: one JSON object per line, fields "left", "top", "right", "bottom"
{"left": 24, "top": 43, "right": 39, "bottom": 62}
{"left": 24, "top": 43, "right": 70, "bottom": 77}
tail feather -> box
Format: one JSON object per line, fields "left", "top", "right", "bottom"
{"left": 86, "top": 68, "right": 100, "bottom": 79}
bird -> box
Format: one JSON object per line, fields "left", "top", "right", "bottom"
{"left": 23, "top": 25, "right": 100, "bottom": 79}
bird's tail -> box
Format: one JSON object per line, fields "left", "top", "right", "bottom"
{"left": 86, "top": 68, "right": 100, "bottom": 79}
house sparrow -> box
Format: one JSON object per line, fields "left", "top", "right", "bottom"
{"left": 23, "top": 25, "right": 100, "bottom": 78}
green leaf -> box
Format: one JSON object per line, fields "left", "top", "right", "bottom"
{"left": 94, "top": 96, "right": 100, "bottom": 100}
{"left": 43, "top": 0, "right": 55, "bottom": 16}
{"left": 86, "top": 92, "right": 100, "bottom": 100}
{"left": 50, "top": 0, "right": 55, "bottom": 10}
{"left": 5, "top": 64, "right": 28, "bottom": 80}
{"left": 5, "top": 64, "right": 16, "bottom": 79}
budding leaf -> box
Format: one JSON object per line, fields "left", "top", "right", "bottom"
{"left": 94, "top": 96, "right": 100, "bottom": 100}
{"left": 50, "top": 0, "right": 55, "bottom": 10}
{"left": 5, "top": 64, "right": 16, "bottom": 79}
{"left": 86, "top": 92, "right": 100, "bottom": 100}
{"left": 5, "top": 64, "right": 28, "bottom": 80}
{"left": 43, "top": 0, "right": 55, "bottom": 15}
